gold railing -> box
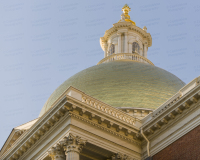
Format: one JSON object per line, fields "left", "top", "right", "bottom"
{"left": 97, "top": 53, "right": 154, "bottom": 65}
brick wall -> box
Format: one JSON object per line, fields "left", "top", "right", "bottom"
{"left": 153, "top": 125, "right": 200, "bottom": 160}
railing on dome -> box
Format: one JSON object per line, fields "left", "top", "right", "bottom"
{"left": 97, "top": 53, "right": 154, "bottom": 65}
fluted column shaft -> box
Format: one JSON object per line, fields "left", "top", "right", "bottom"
{"left": 64, "top": 145, "right": 81, "bottom": 160}
{"left": 66, "top": 151, "right": 79, "bottom": 160}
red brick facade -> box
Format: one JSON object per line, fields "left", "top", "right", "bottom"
{"left": 153, "top": 125, "right": 200, "bottom": 160}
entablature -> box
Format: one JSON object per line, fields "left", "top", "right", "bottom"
{"left": 100, "top": 22, "right": 152, "bottom": 50}
{"left": 0, "top": 86, "right": 142, "bottom": 160}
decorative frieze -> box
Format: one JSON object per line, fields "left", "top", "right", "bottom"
{"left": 168, "top": 113, "right": 175, "bottom": 119}
{"left": 28, "top": 138, "right": 35, "bottom": 145}
{"left": 190, "top": 97, "right": 197, "bottom": 103}
{"left": 161, "top": 118, "right": 168, "bottom": 124}
{"left": 110, "top": 152, "right": 130, "bottom": 160}
{"left": 70, "top": 113, "right": 141, "bottom": 146}
{"left": 183, "top": 102, "right": 190, "bottom": 109}
{"left": 47, "top": 120, "right": 54, "bottom": 127}
{"left": 20, "top": 146, "right": 26, "bottom": 153}
{"left": 24, "top": 142, "right": 31, "bottom": 149}
{"left": 175, "top": 108, "right": 182, "bottom": 114}
{"left": 37, "top": 130, "right": 44, "bottom": 136}
{"left": 98, "top": 117, "right": 104, "bottom": 124}
{"left": 42, "top": 125, "right": 49, "bottom": 131}
{"left": 33, "top": 134, "right": 40, "bottom": 140}
{"left": 154, "top": 123, "right": 161, "bottom": 129}
{"left": 57, "top": 110, "right": 64, "bottom": 117}
{"left": 52, "top": 115, "right": 59, "bottom": 122}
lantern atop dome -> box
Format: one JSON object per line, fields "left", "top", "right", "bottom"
{"left": 99, "top": 5, "right": 152, "bottom": 65}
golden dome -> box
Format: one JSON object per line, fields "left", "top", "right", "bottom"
{"left": 39, "top": 61, "right": 185, "bottom": 117}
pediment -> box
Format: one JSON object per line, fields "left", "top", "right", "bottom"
{"left": 0, "top": 118, "right": 38, "bottom": 156}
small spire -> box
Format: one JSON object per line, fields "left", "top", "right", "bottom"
{"left": 119, "top": 4, "right": 136, "bottom": 25}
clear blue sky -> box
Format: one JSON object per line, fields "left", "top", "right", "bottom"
{"left": 0, "top": 0, "right": 200, "bottom": 148}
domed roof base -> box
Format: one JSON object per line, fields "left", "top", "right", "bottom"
{"left": 39, "top": 61, "right": 185, "bottom": 117}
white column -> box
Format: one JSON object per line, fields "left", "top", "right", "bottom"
{"left": 144, "top": 44, "right": 148, "bottom": 58}
{"left": 115, "top": 44, "right": 118, "bottom": 54}
{"left": 139, "top": 48, "right": 143, "bottom": 56}
{"left": 66, "top": 151, "right": 79, "bottom": 160}
{"left": 107, "top": 43, "right": 111, "bottom": 56}
{"left": 128, "top": 43, "right": 132, "bottom": 53}
{"left": 125, "top": 32, "right": 128, "bottom": 53}
{"left": 117, "top": 32, "right": 121, "bottom": 53}
{"left": 63, "top": 133, "right": 86, "bottom": 160}
{"left": 104, "top": 43, "right": 108, "bottom": 58}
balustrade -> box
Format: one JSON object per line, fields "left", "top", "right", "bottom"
{"left": 97, "top": 53, "right": 154, "bottom": 65}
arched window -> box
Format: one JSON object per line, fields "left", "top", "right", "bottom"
{"left": 132, "top": 42, "right": 140, "bottom": 54}
{"left": 110, "top": 44, "right": 115, "bottom": 55}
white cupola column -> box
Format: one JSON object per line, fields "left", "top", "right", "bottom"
{"left": 124, "top": 32, "right": 128, "bottom": 53}
{"left": 117, "top": 32, "right": 122, "bottom": 53}
{"left": 104, "top": 43, "right": 108, "bottom": 58}
{"left": 144, "top": 43, "right": 148, "bottom": 58}
{"left": 128, "top": 42, "right": 132, "bottom": 53}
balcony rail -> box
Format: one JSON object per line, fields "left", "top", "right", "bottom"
{"left": 97, "top": 53, "right": 154, "bottom": 65}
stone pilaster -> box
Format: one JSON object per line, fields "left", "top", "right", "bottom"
{"left": 48, "top": 144, "right": 65, "bottom": 160}
{"left": 62, "top": 133, "right": 86, "bottom": 160}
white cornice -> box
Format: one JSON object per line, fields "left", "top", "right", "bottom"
{"left": 142, "top": 84, "right": 200, "bottom": 135}
{"left": 1, "top": 86, "right": 142, "bottom": 160}
{"left": 70, "top": 111, "right": 141, "bottom": 146}
{"left": 0, "top": 96, "right": 67, "bottom": 160}
{"left": 142, "top": 76, "right": 200, "bottom": 124}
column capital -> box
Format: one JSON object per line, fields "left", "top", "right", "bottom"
{"left": 62, "top": 133, "right": 87, "bottom": 154}
{"left": 48, "top": 144, "right": 65, "bottom": 160}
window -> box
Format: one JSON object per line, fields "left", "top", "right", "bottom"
{"left": 110, "top": 44, "right": 115, "bottom": 55}
{"left": 132, "top": 42, "right": 140, "bottom": 54}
